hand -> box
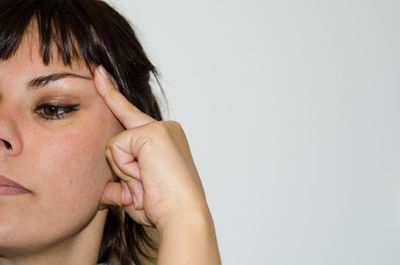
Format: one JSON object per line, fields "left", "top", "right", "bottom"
{"left": 95, "top": 66, "right": 209, "bottom": 230}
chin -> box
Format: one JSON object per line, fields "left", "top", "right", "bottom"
{"left": 0, "top": 205, "right": 105, "bottom": 259}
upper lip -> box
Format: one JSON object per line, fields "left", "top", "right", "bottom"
{"left": 0, "top": 174, "right": 30, "bottom": 191}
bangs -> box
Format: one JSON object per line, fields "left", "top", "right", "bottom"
{"left": 0, "top": 0, "right": 162, "bottom": 119}
{"left": 0, "top": 1, "right": 163, "bottom": 264}
{"left": 0, "top": 0, "right": 106, "bottom": 70}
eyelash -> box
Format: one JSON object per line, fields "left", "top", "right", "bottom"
{"left": 34, "top": 103, "right": 80, "bottom": 120}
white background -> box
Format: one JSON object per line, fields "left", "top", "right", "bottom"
{"left": 105, "top": 1, "right": 400, "bottom": 264}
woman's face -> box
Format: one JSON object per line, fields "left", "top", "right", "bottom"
{"left": 0, "top": 26, "right": 122, "bottom": 255}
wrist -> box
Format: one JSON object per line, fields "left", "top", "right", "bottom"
{"left": 155, "top": 200, "right": 212, "bottom": 232}
{"left": 156, "top": 206, "right": 221, "bottom": 265}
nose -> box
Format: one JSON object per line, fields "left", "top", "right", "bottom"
{"left": 0, "top": 111, "right": 23, "bottom": 156}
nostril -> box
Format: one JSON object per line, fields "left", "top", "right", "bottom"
{"left": 2, "top": 140, "right": 12, "bottom": 150}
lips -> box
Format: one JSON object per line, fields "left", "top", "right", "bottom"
{"left": 0, "top": 174, "right": 30, "bottom": 195}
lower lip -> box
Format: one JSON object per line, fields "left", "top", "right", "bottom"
{"left": 0, "top": 185, "right": 30, "bottom": 196}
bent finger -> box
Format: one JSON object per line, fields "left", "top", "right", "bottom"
{"left": 108, "top": 139, "right": 141, "bottom": 180}
{"left": 124, "top": 205, "right": 154, "bottom": 227}
{"left": 127, "top": 178, "right": 144, "bottom": 210}
{"left": 105, "top": 148, "right": 132, "bottom": 182}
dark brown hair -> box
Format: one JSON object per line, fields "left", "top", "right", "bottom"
{"left": 0, "top": 0, "right": 161, "bottom": 264}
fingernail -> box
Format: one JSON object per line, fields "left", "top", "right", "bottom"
{"left": 121, "top": 181, "right": 132, "bottom": 205}
{"left": 121, "top": 182, "right": 127, "bottom": 203}
{"left": 132, "top": 194, "right": 138, "bottom": 209}
{"left": 98, "top": 65, "right": 108, "bottom": 79}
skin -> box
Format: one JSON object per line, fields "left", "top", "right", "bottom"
{"left": 0, "top": 22, "right": 221, "bottom": 265}
{"left": 97, "top": 67, "right": 221, "bottom": 265}
{"left": 0, "top": 24, "right": 123, "bottom": 264}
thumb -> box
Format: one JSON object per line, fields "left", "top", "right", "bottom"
{"left": 101, "top": 181, "right": 133, "bottom": 207}
{"left": 101, "top": 181, "right": 153, "bottom": 227}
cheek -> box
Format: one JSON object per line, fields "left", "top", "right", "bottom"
{"left": 27, "top": 117, "right": 118, "bottom": 213}
{"left": 0, "top": 110, "right": 122, "bottom": 251}
{"left": 38, "top": 130, "right": 106, "bottom": 198}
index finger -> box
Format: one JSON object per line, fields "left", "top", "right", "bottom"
{"left": 94, "top": 65, "right": 155, "bottom": 128}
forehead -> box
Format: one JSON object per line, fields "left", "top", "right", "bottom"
{"left": 0, "top": 19, "right": 90, "bottom": 79}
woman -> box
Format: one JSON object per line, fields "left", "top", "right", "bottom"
{"left": 0, "top": 0, "right": 221, "bottom": 265}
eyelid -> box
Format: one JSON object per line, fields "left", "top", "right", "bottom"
{"left": 37, "top": 103, "right": 80, "bottom": 108}
{"left": 34, "top": 103, "right": 80, "bottom": 120}
{"left": 34, "top": 94, "right": 81, "bottom": 105}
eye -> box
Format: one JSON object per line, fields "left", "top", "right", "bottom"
{"left": 35, "top": 103, "right": 80, "bottom": 120}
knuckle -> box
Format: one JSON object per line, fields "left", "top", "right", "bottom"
{"left": 167, "top": 120, "right": 183, "bottom": 130}
{"left": 106, "top": 132, "right": 126, "bottom": 149}
{"left": 147, "top": 121, "right": 169, "bottom": 136}
{"left": 165, "top": 120, "right": 184, "bottom": 136}
{"left": 105, "top": 148, "right": 112, "bottom": 159}
{"left": 106, "top": 138, "right": 114, "bottom": 149}
{"left": 163, "top": 120, "right": 183, "bottom": 131}
{"left": 143, "top": 120, "right": 184, "bottom": 141}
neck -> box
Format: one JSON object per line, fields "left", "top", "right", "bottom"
{"left": 0, "top": 209, "right": 108, "bottom": 265}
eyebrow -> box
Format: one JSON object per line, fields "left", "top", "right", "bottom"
{"left": 26, "top": 72, "right": 92, "bottom": 90}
